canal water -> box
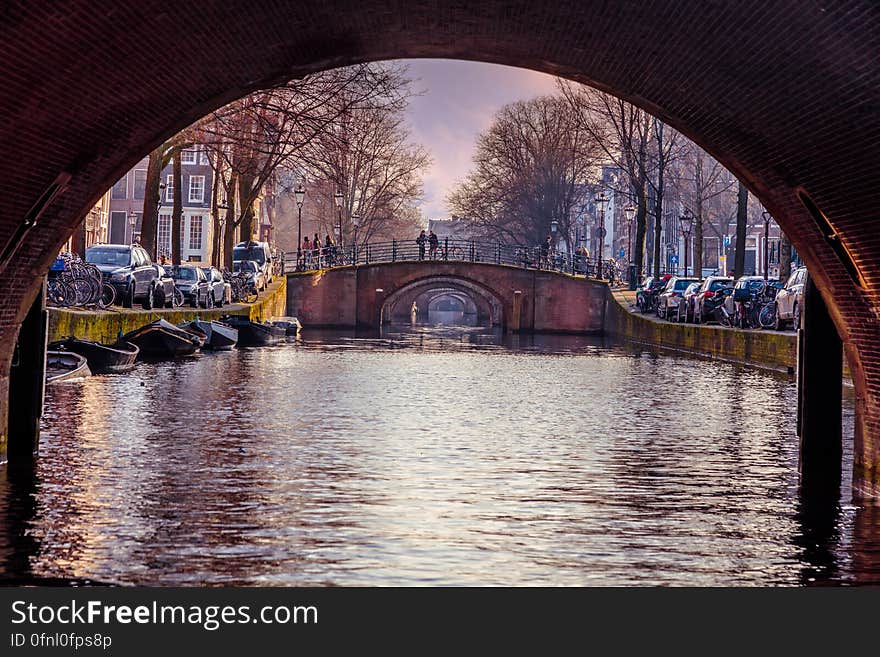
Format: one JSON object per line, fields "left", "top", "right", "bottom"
{"left": 1, "top": 326, "right": 876, "bottom": 586}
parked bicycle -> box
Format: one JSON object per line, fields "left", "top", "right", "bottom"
{"left": 47, "top": 252, "right": 116, "bottom": 309}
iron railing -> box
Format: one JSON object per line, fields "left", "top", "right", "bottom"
{"left": 282, "top": 239, "right": 626, "bottom": 282}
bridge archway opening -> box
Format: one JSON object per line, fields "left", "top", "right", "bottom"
{"left": 1, "top": 3, "right": 876, "bottom": 493}
{"left": 381, "top": 277, "right": 504, "bottom": 329}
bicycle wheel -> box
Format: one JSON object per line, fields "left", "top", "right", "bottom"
{"left": 173, "top": 287, "right": 185, "bottom": 307}
{"left": 47, "top": 279, "right": 72, "bottom": 306}
{"left": 758, "top": 303, "right": 776, "bottom": 329}
{"left": 98, "top": 282, "right": 116, "bottom": 308}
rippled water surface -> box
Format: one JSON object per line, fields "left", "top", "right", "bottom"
{"left": 2, "top": 326, "right": 878, "bottom": 585}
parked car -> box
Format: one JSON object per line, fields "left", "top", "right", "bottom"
{"left": 693, "top": 276, "right": 735, "bottom": 324}
{"left": 85, "top": 243, "right": 159, "bottom": 309}
{"left": 232, "top": 240, "right": 273, "bottom": 286}
{"left": 201, "top": 266, "right": 227, "bottom": 308}
{"left": 232, "top": 260, "right": 266, "bottom": 294}
{"left": 774, "top": 266, "right": 807, "bottom": 330}
{"left": 657, "top": 276, "right": 699, "bottom": 320}
{"left": 676, "top": 282, "right": 702, "bottom": 323}
{"left": 168, "top": 265, "right": 211, "bottom": 308}
{"left": 152, "top": 264, "right": 178, "bottom": 308}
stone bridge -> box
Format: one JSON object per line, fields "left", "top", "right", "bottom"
{"left": 286, "top": 263, "right": 607, "bottom": 333}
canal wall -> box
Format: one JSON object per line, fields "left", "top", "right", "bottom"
{"left": 604, "top": 289, "right": 798, "bottom": 373}
{"left": 48, "top": 277, "right": 287, "bottom": 344}
{"left": 286, "top": 263, "right": 607, "bottom": 333}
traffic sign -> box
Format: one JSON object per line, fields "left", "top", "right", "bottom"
{"left": 670, "top": 254, "right": 679, "bottom": 265}
{"left": 597, "top": 226, "right": 607, "bottom": 238}
{"left": 618, "top": 248, "right": 625, "bottom": 258}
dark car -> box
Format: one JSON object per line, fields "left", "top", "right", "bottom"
{"left": 85, "top": 243, "right": 159, "bottom": 309}
{"left": 168, "top": 265, "right": 210, "bottom": 308}
{"left": 657, "top": 276, "right": 699, "bottom": 320}
{"left": 200, "top": 266, "right": 226, "bottom": 308}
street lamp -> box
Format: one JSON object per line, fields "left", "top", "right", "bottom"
{"left": 680, "top": 208, "right": 693, "bottom": 277}
{"left": 352, "top": 212, "right": 362, "bottom": 262}
{"left": 334, "top": 189, "right": 344, "bottom": 248}
{"left": 624, "top": 204, "right": 637, "bottom": 288}
{"left": 128, "top": 209, "right": 138, "bottom": 244}
{"left": 594, "top": 192, "right": 608, "bottom": 278}
{"left": 294, "top": 181, "right": 306, "bottom": 270}
{"left": 762, "top": 209, "right": 771, "bottom": 280}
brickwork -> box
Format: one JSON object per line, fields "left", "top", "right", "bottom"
{"left": 286, "top": 263, "right": 607, "bottom": 333}
{"left": 1, "top": 1, "right": 880, "bottom": 493}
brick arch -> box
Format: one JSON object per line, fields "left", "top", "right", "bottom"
{"left": 380, "top": 277, "right": 505, "bottom": 327}
{"left": 2, "top": 1, "right": 880, "bottom": 492}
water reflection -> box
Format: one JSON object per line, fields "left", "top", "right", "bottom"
{"left": 0, "top": 326, "right": 875, "bottom": 585}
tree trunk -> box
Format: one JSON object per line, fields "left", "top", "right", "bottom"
{"left": 652, "top": 119, "right": 665, "bottom": 279}
{"left": 779, "top": 232, "right": 792, "bottom": 281}
{"left": 633, "top": 181, "right": 648, "bottom": 279}
{"left": 238, "top": 174, "right": 255, "bottom": 242}
{"left": 210, "top": 172, "right": 220, "bottom": 267}
{"left": 141, "top": 145, "right": 164, "bottom": 261}
{"left": 223, "top": 175, "right": 237, "bottom": 268}
{"left": 171, "top": 147, "right": 183, "bottom": 265}
{"left": 695, "top": 188, "right": 705, "bottom": 276}
{"left": 733, "top": 181, "right": 748, "bottom": 278}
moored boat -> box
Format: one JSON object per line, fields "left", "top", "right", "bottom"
{"left": 268, "top": 316, "right": 302, "bottom": 337}
{"left": 48, "top": 337, "right": 139, "bottom": 374}
{"left": 122, "top": 319, "right": 204, "bottom": 358}
{"left": 46, "top": 351, "right": 91, "bottom": 384}
{"left": 180, "top": 319, "right": 238, "bottom": 350}
{"left": 220, "top": 315, "right": 285, "bottom": 347}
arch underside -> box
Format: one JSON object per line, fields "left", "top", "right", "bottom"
{"left": 2, "top": 1, "right": 880, "bottom": 493}
{"left": 382, "top": 277, "right": 504, "bottom": 327}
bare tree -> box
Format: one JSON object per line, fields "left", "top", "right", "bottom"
{"left": 559, "top": 82, "right": 654, "bottom": 277}
{"left": 448, "top": 95, "right": 600, "bottom": 247}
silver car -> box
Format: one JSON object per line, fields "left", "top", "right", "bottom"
{"left": 775, "top": 266, "right": 807, "bottom": 330}
{"left": 657, "top": 277, "right": 699, "bottom": 320}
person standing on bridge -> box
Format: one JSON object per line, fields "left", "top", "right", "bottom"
{"left": 428, "top": 231, "right": 439, "bottom": 259}
{"left": 540, "top": 235, "right": 551, "bottom": 269}
{"left": 302, "top": 236, "right": 311, "bottom": 269}
{"left": 325, "top": 234, "right": 335, "bottom": 267}
{"left": 416, "top": 229, "right": 427, "bottom": 260}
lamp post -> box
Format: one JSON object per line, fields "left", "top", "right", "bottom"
{"left": 334, "top": 189, "right": 344, "bottom": 248}
{"left": 216, "top": 199, "right": 227, "bottom": 268}
{"left": 680, "top": 208, "right": 693, "bottom": 277}
{"left": 624, "top": 204, "right": 637, "bottom": 288}
{"left": 762, "top": 209, "right": 771, "bottom": 280}
{"left": 550, "top": 219, "right": 558, "bottom": 270}
{"left": 594, "top": 192, "right": 608, "bottom": 278}
{"left": 294, "top": 181, "right": 305, "bottom": 270}
{"left": 128, "top": 209, "right": 138, "bottom": 245}
{"left": 352, "top": 213, "right": 362, "bottom": 263}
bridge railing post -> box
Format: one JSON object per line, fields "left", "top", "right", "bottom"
{"left": 470, "top": 240, "right": 475, "bottom": 262}
{"left": 444, "top": 237, "right": 449, "bottom": 261}
{"left": 392, "top": 239, "right": 397, "bottom": 263}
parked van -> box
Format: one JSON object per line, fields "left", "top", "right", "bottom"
{"left": 232, "top": 240, "right": 273, "bottom": 284}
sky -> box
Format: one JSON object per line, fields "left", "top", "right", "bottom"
{"left": 401, "top": 60, "right": 559, "bottom": 221}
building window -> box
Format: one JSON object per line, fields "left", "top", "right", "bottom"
{"left": 182, "top": 148, "right": 197, "bottom": 165}
{"left": 157, "top": 214, "right": 172, "bottom": 257}
{"left": 111, "top": 176, "right": 127, "bottom": 200}
{"left": 189, "top": 215, "right": 203, "bottom": 251}
{"left": 133, "top": 169, "right": 147, "bottom": 200}
{"left": 199, "top": 148, "right": 210, "bottom": 165}
{"left": 166, "top": 175, "right": 174, "bottom": 202}
{"left": 189, "top": 175, "right": 205, "bottom": 203}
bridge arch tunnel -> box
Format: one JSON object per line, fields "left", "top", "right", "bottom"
{"left": 381, "top": 277, "right": 504, "bottom": 327}
{"left": 2, "top": 2, "right": 879, "bottom": 493}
